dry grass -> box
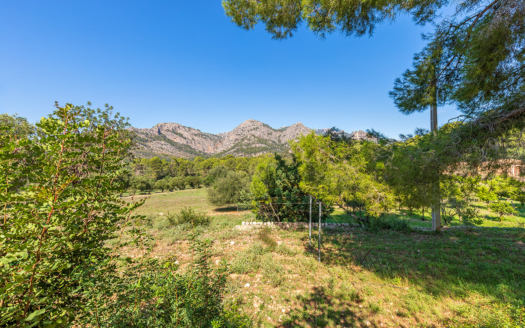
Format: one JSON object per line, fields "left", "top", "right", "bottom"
{"left": 124, "top": 189, "right": 525, "bottom": 327}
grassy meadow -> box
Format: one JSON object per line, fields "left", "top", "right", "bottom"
{"left": 123, "top": 188, "right": 525, "bottom": 327}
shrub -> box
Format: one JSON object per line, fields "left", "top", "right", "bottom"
{"left": 250, "top": 154, "right": 316, "bottom": 222}
{"left": 0, "top": 105, "right": 246, "bottom": 327}
{"left": 489, "top": 202, "right": 516, "bottom": 221}
{"left": 155, "top": 178, "right": 169, "bottom": 192}
{"left": 185, "top": 175, "right": 202, "bottom": 189}
{"left": 167, "top": 207, "right": 210, "bottom": 227}
{"left": 365, "top": 215, "right": 411, "bottom": 232}
{"left": 131, "top": 175, "right": 154, "bottom": 193}
{"left": 461, "top": 207, "right": 484, "bottom": 226}
{"left": 0, "top": 103, "right": 143, "bottom": 327}
{"left": 169, "top": 176, "right": 186, "bottom": 190}
{"left": 82, "top": 233, "right": 249, "bottom": 327}
{"left": 207, "top": 171, "right": 250, "bottom": 206}
{"left": 511, "top": 191, "right": 525, "bottom": 208}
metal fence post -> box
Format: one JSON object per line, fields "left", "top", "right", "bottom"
{"left": 318, "top": 202, "right": 321, "bottom": 263}
{"left": 309, "top": 196, "right": 312, "bottom": 246}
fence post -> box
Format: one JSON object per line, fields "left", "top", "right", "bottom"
{"left": 309, "top": 196, "right": 312, "bottom": 246}
{"left": 318, "top": 202, "right": 321, "bottom": 263}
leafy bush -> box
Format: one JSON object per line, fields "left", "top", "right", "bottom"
{"left": 250, "top": 154, "right": 316, "bottom": 222}
{"left": 207, "top": 171, "right": 250, "bottom": 206}
{"left": 155, "top": 178, "right": 170, "bottom": 192}
{"left": 0, "top": 105, "right": 242, "bottom": 327}
{"left": 0, "top": 103, "right": 142, "bottom": 327}
{"left": 365, "top": 215, "right": 411, "bottom": 232}
{"left": 511, "top": 191, "right": 525, "bottom": 208}
{"left": 169, "top": 176, "right": 186, "bottom": 190}
{"left": 167, "top": 207, "right": 210, "bottom": 227}
{"left": 131, "top": 175, "right": 154, "bottom": 193}
{"left": 489, "top": 202, "right": 516, "bottom": 221}
{"left": 461, "top": 207, "right": 483, "bottom": 226}
{"left": 185, "top": 175, "right": 202, "bottom": 189}
{"left": 81, "top": 233, "right": 249, "bottom": 327}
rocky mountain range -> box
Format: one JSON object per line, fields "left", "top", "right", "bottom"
{"left": 130, "top": 120, "right": 370, "bottom": 159}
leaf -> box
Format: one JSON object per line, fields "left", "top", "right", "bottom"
{"left": 24, "top": 308, "right": 46, "bottom": 321}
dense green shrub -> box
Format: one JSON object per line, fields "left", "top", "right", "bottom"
{"left": 131, "top": 175, "right": 154, "bottom": 193}
{"left": 461, "top": 207, "right": 484, "bottom": 226}
{"left": 251, "top": 154, "right": 317, "bottom": 222}
{"left": 155, "top": 178, "right": 170, "bottom": 192}
{"left": 489, "top": 202, "right": 516, "bottom": 221}
{"left": 207, "top": 171, "right": 250, "bottom": 206}
{"left": 167, "top": 207, "right": 210, "bottom": 227}
{"left": 169, "top": 176, "right": 186, "bottom": 190}
{"left": 0, "top": 103, "right": 143, "bottom": 327}
{"left": 185, "top": 175, "right": 202, "bottom": 188}
{"left": 0, "top": 105, "right": 244, "bottom": 327}
{"left": 82, "top": 233, "right": 249, "bottom": 328}
{"left": 365, "top": 215, "right": 411, "bottom": 232}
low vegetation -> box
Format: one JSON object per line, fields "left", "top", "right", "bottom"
{"left": 122, "top": 189, "right": 525, "bottom": 327}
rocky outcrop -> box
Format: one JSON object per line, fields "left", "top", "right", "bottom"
{"left": 131, "top": 120, "right": 368, "bottom": 159}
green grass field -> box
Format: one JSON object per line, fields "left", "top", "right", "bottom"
{"left": 125, "top": 189, "right": 525, "bottom": 327}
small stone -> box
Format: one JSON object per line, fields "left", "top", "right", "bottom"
{"left": 215, "top": 260, "right": 221, "bottom": 265}
{"left": 359, "top": 305, "right": 363, "bottom": 308}
{"left": 244, "top": 283, "right": 250, "bottom": 288}
{"left": 159, "top": 213, "right": 163, "bottom": 216}
{"left": 175, "top": 261, "right": 179, "bottom": 264}
{"left": 366, "top": 321, "right": 371, "bottom": 326}
{"left": 282, "top": 309, "right": 285, "bottom": 313}
{"left": 230, "top": 241, "right": 235, "bottom": 245}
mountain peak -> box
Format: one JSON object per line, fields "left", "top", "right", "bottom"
{"left": 131, "top": 121, "right": 370, "bottom": 159}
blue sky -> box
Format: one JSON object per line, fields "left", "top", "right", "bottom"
{"left": 0, "top": 0, "right": 460, "bottom": 138}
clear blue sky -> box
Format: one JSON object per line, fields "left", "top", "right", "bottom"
{"left": 0, "top": 0, "right": 460, "bottom": 138}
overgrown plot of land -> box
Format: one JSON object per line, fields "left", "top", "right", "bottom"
{"left": 130, "top": 190, "right": 525, "bottom": 327}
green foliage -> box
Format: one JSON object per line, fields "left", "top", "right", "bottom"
{"left": 0, "top": 104, "right": 242, "bottom": 327}
{"left": 82, "top": 233, "right": 246, "bottom": 327}
{"left": 511, "top": 191, "right": 525, "bottom": 208}
{"left": 207, "top": 170, "right": 250, "bottom": 206}
{"left": 223, "top": 0, "right": 438, "bottom": 40}
{"left": 365, "top": 215, "right": 411, "bottom": 232}
{"left": 291, "top": 132, "right": 394, "bottom": 217}
{"left": 489, "top": 202, "right": 516, "bottom": 222}
{"left": 0, "top": 103, "right": 142, "bottom": 327}
{"left": 477, "top": 185, "right": 498, "bottom": 205}
{"left": 251, "top": 154, "right": 314, "bottom": 222}
{"left": 131, "top": 175, "right": 154, "bottom": 193}
{"left": 168, "top": 207, "right": 210, "bottom": 227}
{"left": 0, "top": 113, "right": 36, "bottom": 141}
{"left": 155, "top": 178, "right": 169, "bottom": 192}
{"left": 461, "top": 207, "right": 483, "bottom": 226}
{"left": 185, "top": 175, "right": 202, "bottom": 189}
{"left": 169, "top": 176, "right": 186, "bottom": 190}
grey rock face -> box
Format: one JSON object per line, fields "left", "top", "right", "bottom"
{"left": 131, "top": 120, "right": 370, "bottom": 158}
{"left": 131, "top": 120, "right": 311, "bottom": 158}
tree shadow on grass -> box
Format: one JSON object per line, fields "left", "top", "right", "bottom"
{"left": 278, "top": 286, "right": 380, "bottom": 328}
{"left": 213, "top": 206, "right": 239, "bottom": 212}
{"left": 302, "top": 227, "right": 525, "bottom": 303}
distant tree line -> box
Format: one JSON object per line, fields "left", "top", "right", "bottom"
{"left": 122, "top": 154, "right": 274, "bottom": 196}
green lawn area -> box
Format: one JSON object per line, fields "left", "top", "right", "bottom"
{"left": 328, "top": 202, "right": 525, "bottom": 230}
{"left": 124, "top": 189, "right": 525, "bottom": 327}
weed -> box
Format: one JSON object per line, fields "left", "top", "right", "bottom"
{"left": 168, "top": 206, "right": 210, "bottom": 228}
